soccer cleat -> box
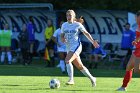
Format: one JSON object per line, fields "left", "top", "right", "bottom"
{"left": 116, "top": 87, "right": 126, "bottom": 91}
{"left": 90, "top": 77, "right": 96, "bottom": 87}
{"left": 66, "top": 80, "right": 74, "bottom": 85}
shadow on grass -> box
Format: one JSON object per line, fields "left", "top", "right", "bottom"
{"left": 0, "top": 84, "right": 51, "bottom": 91}
{"left": 0, "top": 64, "right": 139, "bottom": 78}
{"left": 1, "top": 84, "right": 39, "bottom": 86}
{"left": 61, "top": 89, "right": 90, "bottom": 92}
{"left": 0, "top": 87, "right": 50, "bottom": 91}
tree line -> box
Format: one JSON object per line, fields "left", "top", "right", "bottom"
{"left": 0, "top": 0, "right": 139, "bottom": 12}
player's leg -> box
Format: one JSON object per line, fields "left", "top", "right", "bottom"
{"left": 65, "top": 51, "right": 77, "bottom": 85}
{"left": 134, "top": 56, "right": 140, "bottom": 73}
{"left": 59, "top": 52, "right": 66, "bottom": 73}
{"left": 48, "top": 40, "right": 55, "bottom": 67}
{"left": 123, "top": 49, "right": 132, "bottom": 70}
{"left": 73, "top": 56, "right": 96, "bottom": 87}
{"left": 65, "top": 43, "right": 83, "bottom": 85}
{"left": 1, "top": 47, "right": 6, "bottom": 64}
{"left": 49, "top": 49, "right": 55, "bottom": 67}
{"left": 88, "top": 54, "right": 94, "bottom": 69}
{"left": 6, "top": 47, "right": 12, "bottom": 64}
{"left": 94, "top": 54, "right": 100, "bottom": 69}
{"left": 117, "top": 54, "right": 134, "bottom": 91}
{"left": 56, "top": 52, "right": 60, "bottom": 68}
{"left": 29, "top": 42, "right": 34, "bottom": 64}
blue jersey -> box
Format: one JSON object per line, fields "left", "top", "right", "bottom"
{"left": 121, "top": 30, "right": 135, "bottom": 49}
{"left": 27, "top": 22, "right": 35, "bottom": 41}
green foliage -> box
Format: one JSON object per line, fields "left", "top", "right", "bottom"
{"left": 0, "top": 0, "right": 140, "bottom": 12}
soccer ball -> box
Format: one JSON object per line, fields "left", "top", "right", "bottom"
{"left": 49, "top": 79, "right": 60, "bottom": 89}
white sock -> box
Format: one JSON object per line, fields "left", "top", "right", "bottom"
{"left": 7, "top": 52, "right": 12, "bottom": 64}
{"left": 1, "top": 52, "right": 5, "bottom": 63}
{"left": 66, "top": 63, "right": 74, "bottom": 81}
{"left": 60, "top": 60, "right": 65, "bottom": 72}
{"left": 80, "top": 66, "right": 94, "bottom": 79}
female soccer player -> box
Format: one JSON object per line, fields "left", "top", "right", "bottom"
{"left": 52, "top": 21, "right": 66, "bottom": 74}
{"left": 117, "top": 10, "right": 140, "bottom": 91}
{"left": 61, "top": 9, "right": 99, "bottom": 87}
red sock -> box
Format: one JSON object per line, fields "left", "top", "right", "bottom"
{"left": 122, "top": 70, "right": 133, "bottom": 87}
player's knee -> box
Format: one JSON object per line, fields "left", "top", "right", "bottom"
{"left": 126, "top": 64, "right": 133, "bottom": 71}
{"left": 77, "top": 65, "right": 84, "bottom": 70}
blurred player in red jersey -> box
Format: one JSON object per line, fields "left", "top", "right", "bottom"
{"left": 117, "top": 10, "right": 140, "bottom": 91}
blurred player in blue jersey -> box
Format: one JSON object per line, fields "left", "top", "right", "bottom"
{"left": 52, "top": 21, "right": 66, "bottom": 74}
{"left": 121, "top": 22, "right": 135, "bottom": 69}
{"left": 27, "top": 16, "right": 36, "bottom": 64}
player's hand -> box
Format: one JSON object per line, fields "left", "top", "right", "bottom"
{"left": 92, "top": 40, "right": 99, "bottom": 48}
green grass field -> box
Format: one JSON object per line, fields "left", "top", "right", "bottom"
{"left": 0, "top": 61, "right": 139, "bottom": 93}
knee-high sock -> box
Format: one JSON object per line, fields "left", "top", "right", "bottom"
{"left": 66, "top": 63, "right": 73, "bottom": 81}
{"left": 60, "top": 60, "right": 65, "bottom": 72}
{"left": 80, "top": 66, "right": 94, "bottom": 79}
{"left": 7, "top": 52, "right": 12, "bottom": 64}
{"left": 1, "top": 52, "right": 5, "bottom": 63}
{"left": 122, "top": 70, "right": 133, "bottom": 87}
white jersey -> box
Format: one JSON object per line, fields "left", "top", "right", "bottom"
{"left": 53, "top": 28, "right": 66, "bottom": 52}
{"left": 61, "top": 21, "right": 86, "bottom": 45}
{"left": 61, "top": 21, "right": 86, "bottom": 55}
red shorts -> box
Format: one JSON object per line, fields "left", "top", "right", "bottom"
{"left": 133, "top": 48, "right": 140, "bottom": 57}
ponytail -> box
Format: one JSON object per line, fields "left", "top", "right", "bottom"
{"left": 76, "top": 16, "right": 84, "bottom": 24}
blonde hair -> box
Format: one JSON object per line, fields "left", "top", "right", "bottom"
{"left": 66, "top": 9, "right": 76, "bottom": 18}
{"left": 76, "top": 16, "right": 84, "bottom": 24}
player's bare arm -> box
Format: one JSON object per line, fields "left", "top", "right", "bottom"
{"left": 61, "top": 33, "right": 66, "bottom": 43}
{"left": 82, "top": 31, "right": 99, "bottom": 48}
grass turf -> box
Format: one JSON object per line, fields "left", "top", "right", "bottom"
{"left": 0, "top": 62, "right": 139, "bottom": 93}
